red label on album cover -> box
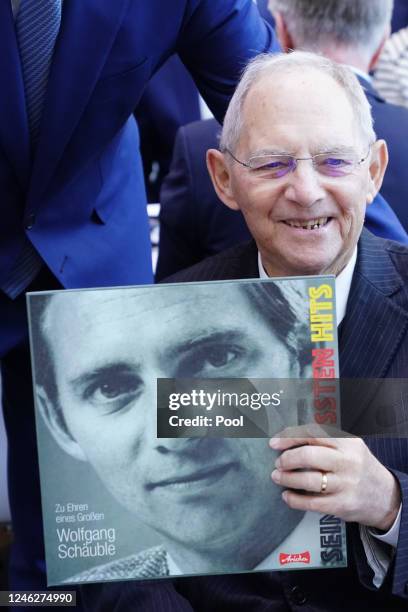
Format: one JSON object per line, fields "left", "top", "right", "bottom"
{"left": 279, "top": 551, "right": 311, "bottom": 565}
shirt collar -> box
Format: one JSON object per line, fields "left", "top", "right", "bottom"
{"left": 347, "top": 64, "right": 371, "bottom": 84}
{"left": 257, "top": 247, "right": 358, "bottom": 326}
{"left": 166, "top": 552, "right": 182, "bottom": 576}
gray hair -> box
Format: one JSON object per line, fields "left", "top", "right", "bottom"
{"left": 220, "top": 51, "right": 375, "bottom": 153}
{"left": 269, "top": 0, "right": 393, "bottom": 55}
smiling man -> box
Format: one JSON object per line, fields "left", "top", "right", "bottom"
{"left": 157, "top": 52, "right": 408, "bottom": 610}
{"left": 209, "top": 56, "right": 386, "bottom": 279}
{"left": 30, "top": 279, "right": 314, "bottom": 583}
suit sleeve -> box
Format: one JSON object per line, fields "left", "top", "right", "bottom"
{"left": 176, "top": 0, "right": 280, "bottom": 123}
{"left": 352, "top": 439, "right": 408, "bottom": 600}
{"left": 383, "top": 469, "right": 408, "bottom": 598}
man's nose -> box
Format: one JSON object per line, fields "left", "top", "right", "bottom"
{"left": 283, "top": 159, "right": 326, "bottom": 207}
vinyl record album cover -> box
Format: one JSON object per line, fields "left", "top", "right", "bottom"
{"left": 27, "top": 276, "right": 346, "bottom": 585}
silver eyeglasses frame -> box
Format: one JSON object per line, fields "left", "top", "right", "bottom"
{"left": 222, "top": 145, "right": 373, "bottom": 177}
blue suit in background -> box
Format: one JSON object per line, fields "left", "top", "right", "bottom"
{"left": 156, "top": 118, "right": 408, "bottom": 280}
{"left": 135, "top": 0, "right": 276, "bottom": 202}
{"left": 0, "top": 0, "right": 278, "bottom": 599}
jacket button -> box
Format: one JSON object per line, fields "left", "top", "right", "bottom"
{"left": 290, "top": 585, "right": 307, "bottom": 605}
{"left": 24, "top": 213, "right": 36, "bottom": 230}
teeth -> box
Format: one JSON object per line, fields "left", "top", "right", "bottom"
{"left": 285, "top": 217, "right": 328, "bottom": 230}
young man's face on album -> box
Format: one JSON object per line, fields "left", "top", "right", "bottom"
{"left": 37, "top": 285, "right": 303, "bottom": 567}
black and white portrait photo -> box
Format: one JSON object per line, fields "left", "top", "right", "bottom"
{"left": 27, "top": 278, "right": 343, "bottom": 585}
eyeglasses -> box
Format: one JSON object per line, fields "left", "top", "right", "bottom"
{"left": 223, "top": 147, "right": 372, "bottom": 179}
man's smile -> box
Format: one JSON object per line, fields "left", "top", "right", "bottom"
{"left": 281, "top": 217, "right": 331, "bottom": 230}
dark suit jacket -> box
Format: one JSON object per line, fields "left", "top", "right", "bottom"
{"left": 158, "top": 230, "right": 408, "bottom": 610}
{"left": 156, "top": 115, "right": 408, "bottom": 280}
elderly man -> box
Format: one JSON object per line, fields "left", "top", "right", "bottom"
{"left": 156, "top": 0, "right": 408, "bottom": 281}
{"left": 149, "top": 52, "right": 408, "bottom": 611}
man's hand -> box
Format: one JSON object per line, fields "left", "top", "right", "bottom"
{"left": 270, "top": 427, "right": 401, "bottom": 531}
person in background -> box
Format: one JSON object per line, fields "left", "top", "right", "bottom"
{"left": 372, "top": 0, "right": 408, "bottom": 111}
{"left": 373, "top": 26, "right": 408, "bottom": 112}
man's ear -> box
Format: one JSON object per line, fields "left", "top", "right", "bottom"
{"left": 206, "top": 149, "right": 240, "bottom": 211}
{"left": 366, "top": 140, "right": 388, "bottom": 205}
{"left": 272, "top": 11, "right": 294, "bottom": 53}
{"left": 36, "top": 386, "right": 87, "bottom": 462}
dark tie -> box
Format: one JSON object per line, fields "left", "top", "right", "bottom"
{"left": 2, "top": 0, "right": 62, "bottom": 299}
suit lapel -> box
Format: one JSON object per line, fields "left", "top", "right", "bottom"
{"left": 339, "top": 230, "right": 408, "bottom": 430}
{"left": 230, "top": 241, "right": 260, "bottom": 279}
{"left": 0, "top": 0, "right": 31, "bottom": 190}
{"left": 356, "top": 74, "right": 385, "bottom": 104}
{"left": 27, "top": 0, "right": 129, "bottom": 205}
